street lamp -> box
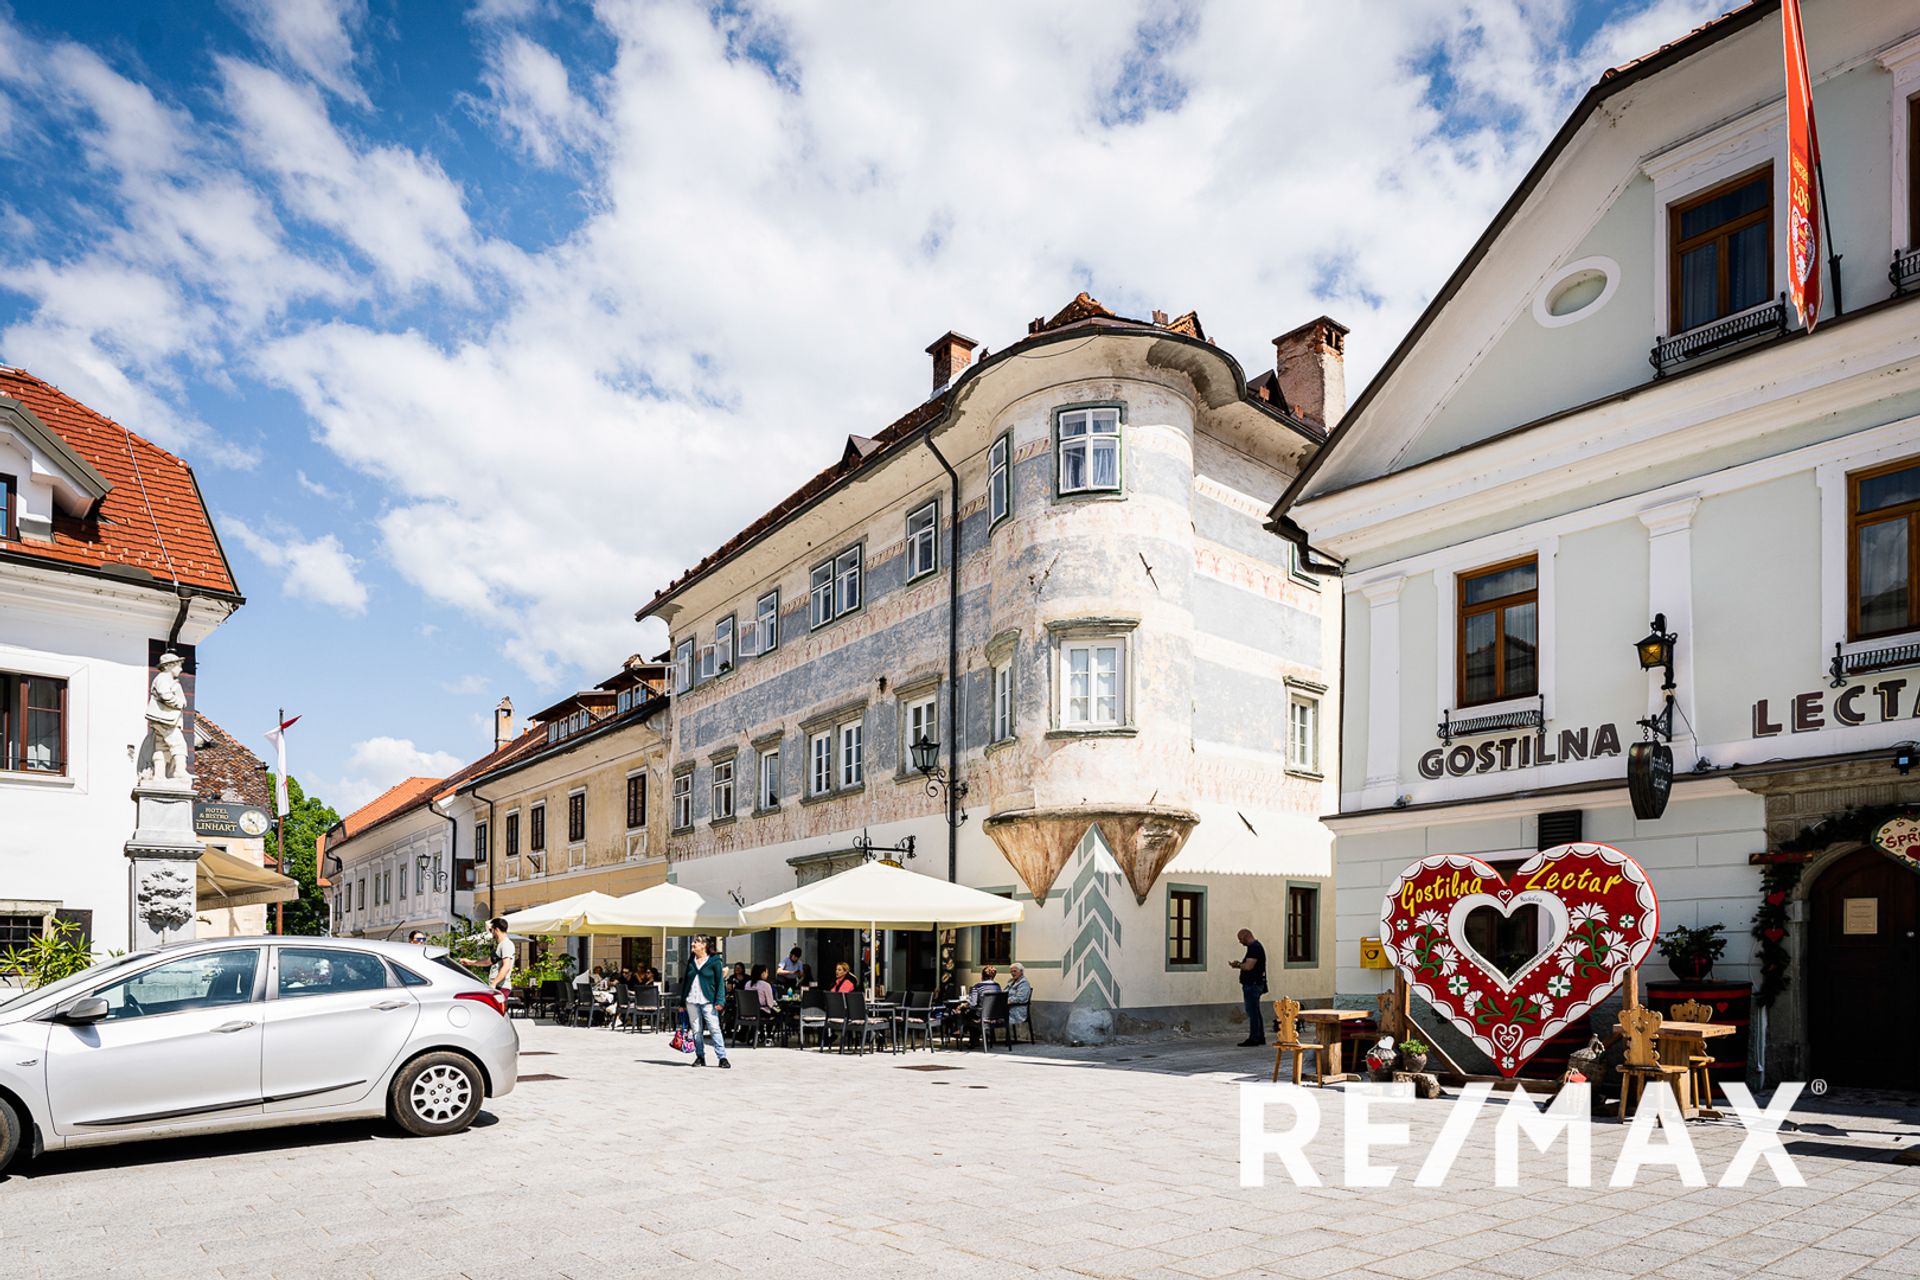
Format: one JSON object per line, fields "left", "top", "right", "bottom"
{"left": 910, "top": 733, "right": 969, "bottom": 826}
{"left": 416, "top": 854, "right": 447, "bottom": 891}
{"left": 1634, "top": 613, "right": 1678, "bottom": 742}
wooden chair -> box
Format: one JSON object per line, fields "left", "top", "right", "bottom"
{"left": 1667, "top": 999, "right": 1718, "bottom": 1107}
{"left": 1616, "top": 1005, "right": 1687, "bottom": 1120}
{"left": 1270, "top": 997, "right": 1328, "bottom": 1086}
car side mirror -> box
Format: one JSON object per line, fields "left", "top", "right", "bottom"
{"left": 59, "top": 996, "right": 109, "bottom": 1024}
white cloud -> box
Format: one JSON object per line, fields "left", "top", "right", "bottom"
{"left": 329, "top": 734, "right": 464, "bottom": 811}
{"left": 470, "top": 32, "right": 602, "bottom": 168}
{"left": 224, "top": 514, "right": 371, "bottom": 613}
{"left": 442, "top": 673, "right": 493, "bottom": 696}
{"left": 227, "top": 0, "right": 370, "bottom": 105}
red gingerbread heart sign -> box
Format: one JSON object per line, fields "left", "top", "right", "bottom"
{"left": 1380, "top": 843, "right": 1659, "bottom": 1076}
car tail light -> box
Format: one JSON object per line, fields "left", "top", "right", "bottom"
{"left": 457, "top": 990, "right": 507, "bottom": 1016}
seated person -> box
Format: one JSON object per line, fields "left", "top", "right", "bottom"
{"left": 745, "top": 964, "right": 780, "bottom": 1014}
{"left": 1005, "top": 962, "right": 1032, "bottom": 1025}
{"left": 965, "top": 965, "right": 1002, "bottom": 1011}
{"left": 775, "top": 946, "right": 805, "bottom": 990}
{"left": 829, "top": 962, "right": 858, "bottom": 995}
{"left": 727, "top": 962, "right": 748, "bottom": 996}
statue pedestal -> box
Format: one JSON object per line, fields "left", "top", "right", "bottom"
{"left": 127, "top": 781, "right": 202, "bottom": 950}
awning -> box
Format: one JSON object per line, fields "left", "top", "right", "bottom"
{"left": 197, "top": 847, "right": 299, "bottom": 909}
{"left": 1160, "top": 805, "right": 1334, "bottom": 878}
{"left": 608, "top": 883, "right": 746, "bottom": 936}
{"left": 501, "top": 890, "right": 636, "bottom": 937}
{"left": 739, "top": 860, "right": 1024, "bottom": 931}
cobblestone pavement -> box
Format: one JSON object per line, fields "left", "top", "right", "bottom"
{"left": 5, "top": 1020, "right": 1919, "bottom": 1279}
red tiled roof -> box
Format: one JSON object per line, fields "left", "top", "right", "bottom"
{"left": 192, "top": 711, "right": 273, "bottom": 809}
{"left": 0, "top": 366, "right": 239, "bottom": 596}
{"left": 639, "top": 292, "right": 1287, "bottom": 615}
{"left": 1604, "top": 2, "right": 1762, "bottom": 79}
{"left": 322, "top": 776, "right": 442, "bottom": 855}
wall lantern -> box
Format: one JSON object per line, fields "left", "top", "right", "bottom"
{"left": 1628, "top": 612, "right": 1680, "bottom": 821}
{"left": 1633, "top": 613, "right": 1679, "bottom": 743}
{"left": 416, "top": 854, "right": 447, "bottom": 891}
{"left": 910, "top": 734, "right": 970, "bottom": 827}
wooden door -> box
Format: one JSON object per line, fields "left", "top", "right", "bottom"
{"left": 1809, "top": 847, "right": 1920, "bottom": 1088}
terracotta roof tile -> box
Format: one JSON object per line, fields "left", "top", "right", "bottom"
{"left": 1604, "top": 1, "right": 1761, "bottom": 79}
{"left": 0, "top": 366, "right": 238, "bottom": 596}
{"left": 191, "top": 712, "right": 273, "bottom": 809}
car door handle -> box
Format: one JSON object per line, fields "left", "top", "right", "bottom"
{"left": 211, "top": 1020, "right": 256, "bottom": 1034}
{"left": 370, "top": 1000, "right": 410, "bottom": 1011}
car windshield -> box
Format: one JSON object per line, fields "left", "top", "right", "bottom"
{"left": 0, "top": 951, "right": 153, "bottom": 1013}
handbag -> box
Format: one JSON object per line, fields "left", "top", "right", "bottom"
{"left": 669, "top": 1027, "right": 692, "bottom": 1053}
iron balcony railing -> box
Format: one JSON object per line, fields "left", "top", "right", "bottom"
{"left": 1829, "top": 639, "right": 1920, "bottom": 688}
{"left": 1891, "top": 249, "right": 1920, "bottom": 294}
{"left": 1438, "top": 695, "right": 1546, "bottom": 744}
{"left": 1650, "top": 294, "right": 1788, "bottom": 375}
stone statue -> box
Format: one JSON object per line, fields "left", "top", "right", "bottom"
{"left": 140, "top": 652, "right": 192, "bottom": 787}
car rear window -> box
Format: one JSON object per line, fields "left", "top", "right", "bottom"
{"left": 433, "top": 955, "right": 483, "bottom": 985}
{"left": 390, "top": 961, "right": 432, "bottom": 988}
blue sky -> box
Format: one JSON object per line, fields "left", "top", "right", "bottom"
{"left": 0, "top": 0, "right": 1721, "bottom": 810}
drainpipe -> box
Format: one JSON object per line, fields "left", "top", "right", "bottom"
{"left": 924, "top": 435, "right": 962, "bottom": 884}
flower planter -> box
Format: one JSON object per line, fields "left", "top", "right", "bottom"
{"left": 1401, "top": 1053, "right": 1428, "bottom": 1074}
{"left": 1667, "top": 955, "right": 1714, "bottom": 981}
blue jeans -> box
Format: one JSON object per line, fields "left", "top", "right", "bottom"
{"left": 1241, "top": 984, "right": 1265, "bottom": 1044}
{"left": 686, "top": 1000, "right": 728, "bottom": 1061}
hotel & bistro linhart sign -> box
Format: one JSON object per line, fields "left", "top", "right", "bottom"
{"left": 1380, "top": 843, "right": 1659, "bottom": 1077}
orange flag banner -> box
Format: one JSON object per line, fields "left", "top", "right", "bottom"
{"left": 1783, "top": 0, "right": 1822, "bottom": 331}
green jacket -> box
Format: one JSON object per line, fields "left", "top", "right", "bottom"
{"left": 681, "top": 954, "right": 724, "bottom": 1004}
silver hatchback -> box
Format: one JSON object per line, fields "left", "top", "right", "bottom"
{"left": 0, "top": 936, "right": 518, "bottom": 1173}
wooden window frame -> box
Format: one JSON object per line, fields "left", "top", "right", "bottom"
{"left": 505, "top": 811, "right": 520, "bottom": 858}
{"left": 1910, "top": 94, "right": 1920, "bottom": 252}
{"left": 567, "top": 790, "right": 586, "bottom": 843}
{"left": 1054, "top": 403, "right": 1124, "bottom": 498}
{"left": 710, "top": 759, "right": 735, "bottom": 821}
{"left": 671, "top": 770, "right": 694, "bottom": 831}
{"left": 988, "top": 433, "right": 1011, "bottom": 526}
{"left": 626, "top": 773, "right": 646, "bottom": 830}
{"left": 474, "top": 821, "right": 489, "bottom": 864}
{"left": 1456, "top": 555, "right": 1539, "bottom": 708}
{"left": 1287, "top": 694, "right": 1320, "bottom": 775}
{"left": 529, "top": 802, "right": 546, "bottom": 852}
{"left": 905, "top": 499, "right": 939, "bottom": 582}
{"left": 755, "top": 590, "right": 780, "bottom": 656}
{"left": 2, "top": 672, "right": 68, "bottom": 776}
{"left": 1848, "top": 455, "right": 1920, "bottom": 641}
{"left": 1285, "top": 882, "right": 1319, "bottom": 968}
{"left": 1166, "top": 885, "right": 1205, "bottom": 971}
{"left": 1667, "top": 165, "right": 1772, "bottom": 334}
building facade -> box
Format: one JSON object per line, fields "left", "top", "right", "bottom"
{"left": 191, "top": 711, "right": 274, "bottom": 937}
{"left": 1279, "top": 0, "right": 1920, "bottom": 1086}
{"left": 641, "top": 295, "right": 1341, "bottom": 1039}
{"left": 1, "top": 366, "right": 242, "bottom": 957}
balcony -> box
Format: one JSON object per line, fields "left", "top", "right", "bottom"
{"left": 1829, "top": 639, "right": 1920, "bottom": 688}
{"left": 1437, "top": 696, "right": 1546, "bottom": 744}
{"left": 1891, "top": 249, "right": 1920, "bottom": 294}
{"left": 1650, "top": 295, "right": 1788, "bottom": 376}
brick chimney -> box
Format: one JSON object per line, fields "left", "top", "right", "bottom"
{"left": 1271, "top": 316, "right": 1349, "bottom": 430}
{"left": 494, "top": 696, "right": 514, "bottom": 750}
{"left": 926, "top": 331, "right": 979, "bottom": 392}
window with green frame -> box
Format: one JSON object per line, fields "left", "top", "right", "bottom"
{"left": 1285, "top": 882, "right": 1319, "bottom": 967}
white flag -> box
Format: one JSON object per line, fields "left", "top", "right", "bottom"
{"left": 264, "top": 714, "right": 300, "bottom": 817}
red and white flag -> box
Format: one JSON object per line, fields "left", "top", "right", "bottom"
{"left": 264, "top": 713, "right": 301, "bottom": 817}
{"left": 1783, "top": 0, "right": 1822, "bottom": 331}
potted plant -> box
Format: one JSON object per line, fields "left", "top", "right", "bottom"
{"left": 1399, "top": 1038, "right": 1429, "bottom": 1074}
{"left": 1656, "top": 923, "right": 1727, "bottom": 981}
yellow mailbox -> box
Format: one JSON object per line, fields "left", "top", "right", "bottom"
{"left": 1359, "top": 936, "right": 1390, "bottom": 969}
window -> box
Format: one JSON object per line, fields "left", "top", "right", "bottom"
{"left": 673, "top": 639, "right": 693, "bottom": 693}
{"left": 1850, "top": 456, "right": 1920, "bottom": 639}
{"left": 1167, "top": 888, "right": 1204, "bottom": 968}
{"left": 714, "top": 615, "right": 735, "bottom": 673}
{"left": 626, "top": 773, "right": 647, "bottom": 829}
{"left": 988, "top": 434, "right": 1011, "bottom": 525}
{"left": 758, "top": 748, "right": 780, "bottom": 809}
{"left": 1057, "top": 406, "right": 1122, "bottom": 495}
{"left": 979, "top": 893, "right": 1013, "bottom": 966}
{"left": 505, "top": 812, "right": 520, "bottom": 858}
{"left": 278, "top": 947, "right": 388, "bottom": 998}
{"left": 809, "top": 731, "right": 833, "bottom": 796}
{"left": 711, "top": 759, "right": 735, "bottom": 820}
{"left": 1286, "top": 884, "right": 1319, "bottom": 966}
{"left": 355, "top": 879, "right": 365, "bottom": 911}
{"left": 839, "top": 721, "right": 864, "bottom": 789}
{"left": 992, "top": 661, "right": 1013, "bottom": 742}
{"left": 1287, "top": 695, "right": 1320, "bottom": 774}
{"left": 0, "top": 672, "right": 67, "bottom": 774}
{"left": 95, "top": 949, "right": 260, "bottom": 1019}
{"left": 474, "top": 821, "right": 489, "bottom": 863}
{"left": 0, "top": 473, "right": 14, "bottom": 540}
{"left": 698, "top": 644, "right": 716, "bottom": 681}
{"left": 1458, "top": 557, "right": 1538, "bottom": 707}
{"left": 1061, "top": 640, "right": 1125, "bottom": 728}
{"left": 568, "top": 790, "right": 586, "bottom": 842}
{"left": 809, "top": 546, "right": 863, "bottom": 628}
{"left": 0, "top": 912, "right": 41, "bottom": 963}
{"left": 529, "top": 802, "right": 546, "bottom": 852}
{"left": 1669, "top": 167, "right": 1771, "bottom": 333}
{"left": 672, "top": 771, "right": 693, "bottom": 830}
{"left": 905, "top": 500, "right": 939, "bottom": 580}
{"left": 904, "top": 695, "right": 937, "bottom": 767}
{"left": 400, "top": 864, "right": 409, "bottom": 900}
{"left": 755, "top": 590, "right": 779, "bottom": 655}
{"left": 1910, "top": 94, "right": 1920, "bottom": 251}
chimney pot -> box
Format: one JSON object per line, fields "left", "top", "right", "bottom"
{"left": 494, "top": 696, "right": 514, "bottom": 750}
{"left": 1271, "top": 316, "right": 1349, "bottom": 430}
{"left": 926, "top": 330, "right": 979, "bottom": 392}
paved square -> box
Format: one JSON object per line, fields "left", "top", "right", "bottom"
{"left": 5, "top": 1022, "right": 1919, "bottom": 1279}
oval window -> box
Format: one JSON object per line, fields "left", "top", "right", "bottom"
{"left": 1533, "top": 256, "right": 1619, "bottom": 329}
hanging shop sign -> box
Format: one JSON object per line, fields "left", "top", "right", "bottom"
{"left": 1417, "top": 723, "right": 1623, "bottom": 780}
{"left": 1379, "top": 843, "right": 1659, "bottom": 1077}
{"left": 1626, "top": 740, "right": 1673, "bottom": 820}
{"left": 1868, "top": 812, "right": 1920, "bottom": 873}
{"left": 193, "top": 802, "right": 272, "bottom": 838}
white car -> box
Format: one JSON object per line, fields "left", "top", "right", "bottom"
{"left": 0, "top": 936, "right": 517, "bottom": 1173}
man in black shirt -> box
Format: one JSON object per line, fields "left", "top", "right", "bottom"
{"left": 1230, "top": 928, "right": 1268, "bottom": 1047}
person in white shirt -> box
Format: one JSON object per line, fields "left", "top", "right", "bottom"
{"left": 485, "top": 918, "right": 513, "bottom": 991}
{"left": 679, "top": 935, "right": 731, "bottom": 1069}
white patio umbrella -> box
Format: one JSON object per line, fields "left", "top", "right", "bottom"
{"left": 500, "top": 890, "right": 634, "bottom": 937}
{"left": 739, "top": 860, "right": 1023, "bottom": 995}
{"left": 608, "top": 882, "right": 746, "bottom": 936}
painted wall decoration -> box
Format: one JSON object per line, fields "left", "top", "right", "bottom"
{"left": 1869, "top": 813, "right": 1920, "bottom": 875}
{"left": 1059, "top": 828, "right": 1121, "bottom": 1011}
{"left": 1379, "top": 842, "right": 1659, "bottom": 1076}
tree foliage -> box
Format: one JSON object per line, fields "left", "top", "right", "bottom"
{"left": 265, "top": 774, "right": 339, "bottom": 936}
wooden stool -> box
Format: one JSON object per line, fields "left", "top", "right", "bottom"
{"left": 1616, "top": 1005, "right": 1687, "bottom": 1120}
{"left": 1667, "top": 999, "right": 1718, "bottom": 1106}
{"left": 1271, "top": 997, "right": 1327, "bottom": 1085}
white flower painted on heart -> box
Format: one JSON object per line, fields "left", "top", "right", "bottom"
{"left": 1447, "top": 974, "right": 1470, "bottom": 996}
{"left": 1570, "top": 902, "right": 1609, "bottom": 926}
{"left": 1501, "top": 1055, "right": 1515, "bottom": 1070}
{"left": 1617, "top": 912, "right": 1637, "bottom": 931}
{"left": 1415, "top": 909, "right": 1444, "bottom": 929}
{"left": 1435, "top": 943, "right": 1459, "bottom": 976}
{"left": 1535, "top": 996, "right": 1555, "bottom": 1017}
{"left": 1601, "top": 929, "right": 1625, "bottom": 959}
{"left": 1546, "top": 974, "right": 1572, "bottom": 997}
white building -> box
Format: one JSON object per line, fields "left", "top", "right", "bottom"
{"left": 1278, "top": 0, "right": 1920, "bottom": 1087}
{"left": 1, "top": 366, "right": 242, "bottom": 956}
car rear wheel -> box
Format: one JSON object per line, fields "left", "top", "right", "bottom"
{"left": 0, "top": 1094, "right": 21, "bottom": 1174}
{"left": 389, "top": 1052, "right": 483, "bottom": 1137}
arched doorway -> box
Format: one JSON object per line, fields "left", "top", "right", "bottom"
{"left": 1807, "top": 846, "right": 1920, "bottom": 1088}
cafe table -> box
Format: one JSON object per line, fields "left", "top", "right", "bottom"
{"left": 1608, "top": 1018, "right": 1736, "bottom": 1118}
{"left": 1295, "top": 1008, "right": 1372, "bottom": 1079}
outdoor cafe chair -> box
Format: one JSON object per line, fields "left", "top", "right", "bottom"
{"left": 1270, "top": 997, "right": 1326, "bottom": 1085}
{"left": 899, "top": 993, "right": 937, "bottom": 1052}
{"left": 734, "top": 999, "right": 769, "bottom": 1048}
{"left": 627, "top": 984, "right": 662, "bottom": 1032}
{"left": 823, "top": 992, "right": 852, "bottom": 1052}
{"left": 1616, "top": 1005, "right": 1688, "bottom": 1120}
{"left": 570, "top": 985, "right": 607, "bottom": 1029}
{"left": 976, "top": 991, "right": 1012, "bottom": 1051}
{"left": 799, "top": 994, "right": 832, "bottom": 1050}
{"left": 611, "top": 985, "right": 638, "bottom": 1031}
{"left": 847, "top": 993, "right": 893, "bottom": 1055}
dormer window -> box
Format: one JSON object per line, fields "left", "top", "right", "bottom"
{"left": 0, "top": 473, "right": 14, "bottom": 540}
{"left": 1670, "top": 167, "right": 1771, "bottom": 332}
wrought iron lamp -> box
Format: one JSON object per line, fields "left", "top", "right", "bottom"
{"left": 1634, "top": 613, "right": 1678, "bottom": 742}
{"left": 910, "top": 733, "right": 970, "bottom": 826}
{"left": 415, "top": 854, "right": 447, "bottom": 891}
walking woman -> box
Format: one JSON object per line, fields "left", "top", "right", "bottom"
{"left": 680, "top": 935, "right": 731, "bottom": 1069}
